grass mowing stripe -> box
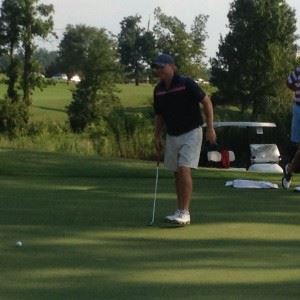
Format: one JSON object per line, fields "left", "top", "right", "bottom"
{"left": 0, "top": 150, "right": 300, "bottom": 299}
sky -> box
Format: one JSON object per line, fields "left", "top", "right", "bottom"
{"left": 41, "top": 0, "right": 300, "bottom": 60}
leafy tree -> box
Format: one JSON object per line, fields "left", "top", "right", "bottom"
{"left": 0, "top": 0, "right": 55, "bottom": 104}
{"left": 0, "top": 55, "right": 9, "bottom": 73}
{"left": 153, "top": 7, "right": 208, "bottom": 79}
{"left": 191, "top": 15, "right": 209, "bottom": 61}
{"left": 58, "top": 25, "right": 99, "bottom": 79}
{"left": 0, "top": 0, "right": 22, "bottom": 102}
{"left": 33, "top": 48, "right": 57, "bottom": 74}
{"left": 68, "top": 29, "right": 120, "bottom": 132}
{"left": 19, "top": 0, "right": 55, "bottom": 105}
{"left": 0, "top": 98, "right": 28, "bottom": 136}
{"left": 0, "top": 0, "right": 55, "bottom": 134}
{"left": 44, "top": 58, "right": 60, "bottom": 78}
{"left": 118, "top": 15, "right": 156, "bottom": 85}
{"left": 211, "top": 0, "right": 297, "bottom": 119}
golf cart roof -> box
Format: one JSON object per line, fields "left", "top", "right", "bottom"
{"left": 203, "top": 122, "right": 276, "bottom": 128}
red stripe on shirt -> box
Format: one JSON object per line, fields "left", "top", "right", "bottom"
{"left": 156, "top": 86, "right": 186, "bottom": 96}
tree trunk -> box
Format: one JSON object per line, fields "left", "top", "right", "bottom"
{"left": 23, "top": 41, "right": 33, "bottom": 106}
{"left": 135, "top": 63, "right": 139, "bottom": 86}
{"left": 252, "top": 97, "right": 262, "bottom": 121}
{"left": 7, "top": 43, "right": 19, "bottom": 102}
{"left": 22, "top": 3, "right": 33, "bottom": 106}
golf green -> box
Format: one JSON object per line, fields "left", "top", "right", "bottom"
{"left": 1, "top": 150, "right": 300, "bottom": 299}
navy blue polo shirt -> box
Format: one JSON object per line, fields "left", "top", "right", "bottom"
{"left": 153, "top": 74, "right": 206, "bottom": 136}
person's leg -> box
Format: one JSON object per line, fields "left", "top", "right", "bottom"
{"left": 165, "top": 171, "right": 187, "bottom": 223}
{"left": 176, "top": 166, "right": 192, "bottom": 211}
{"left": 175, "top": 172, "right": 180, "bottom": 208}
{"left": 175, "top": 128, "right": 202, "bottom": 211}
{"left": 164, "top": 174, "right": 182, "bottom": 222}
{"left": 166, "top": 128, "right": 202, "bottom": 223}
{"left": 172, "top": 128, "right": 202, "bottom": 224}
{"left": 282, "top": 147, "right": 300, "bottom": 189}
{"left": 282, "top": 104, "right": 300, "bottom": 189}
{"left": 164, "top": 137, "right": 182, "bottom": 222}
{"left": 287, "top": 146, "right": 300, "bottom": 175}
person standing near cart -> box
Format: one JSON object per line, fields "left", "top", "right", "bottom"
{"left": 152, "top": 54, "right": 216, "bottom": 224}
{"left": 282, "top": 66, "right": 300, "bottom": 189}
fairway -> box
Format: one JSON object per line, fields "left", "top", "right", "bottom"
{"left": 30, "top": 83, "right": 153, "bottom": 122}
{"left": 0, "top": 81, "right": 243, "bottom": 124}
{"left": 0, "top": 82, "right": 153, "bottom": 122}
{"left": 1, "top": 150, "right": 300, "bottom": 299}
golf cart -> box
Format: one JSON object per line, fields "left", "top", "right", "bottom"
{"left": 202, "top": 122, "right": 283, "bottom": 173}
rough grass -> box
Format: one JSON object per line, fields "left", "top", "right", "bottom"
{"left": 1, "top": 150, "right": 300, "bottom": 299}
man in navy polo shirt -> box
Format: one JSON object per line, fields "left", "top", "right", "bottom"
{"left": 152, "top": 54, "right": 216, "bottom": 225}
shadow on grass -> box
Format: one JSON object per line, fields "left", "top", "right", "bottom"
{"left": 124, "top": 106, "right": 153, "bottom": 116}
{"left": 32, "top": 105, "right": 66, "bottom": 113}
{"left": 1, "top": 174, "right": 300, "bottom": 227}
{"left": 1, "top": 150, "right": 300, "bottom": 299}
{"left": 2, "top": 281, "right": 300, "bottom": 300}
{"left": 1, "top": 230, "right": 300, "bottom": 299}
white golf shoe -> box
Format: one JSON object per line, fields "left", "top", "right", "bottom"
{"left": 165, "top": 209, "right": 181, "bottom": 223}
{"left": 165, "top": 210, "right": 191, "bottom": 225}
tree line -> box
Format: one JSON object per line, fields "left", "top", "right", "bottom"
{"left": 0, "top": 0, "right": 298, "bottom": 136}
{"left": 0, "top": 0, "right": 209, "bottom": 134}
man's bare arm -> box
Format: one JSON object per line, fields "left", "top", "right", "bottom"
{"left": 202, "top": 96, "right": 217, "bottom": 144}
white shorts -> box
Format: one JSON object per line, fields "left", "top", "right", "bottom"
{"left": 164, "top": 127, "right": 203, "bottom": 172}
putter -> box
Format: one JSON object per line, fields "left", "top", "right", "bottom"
{"left": 148, "top": 160, "right": 160, "bottom": 226}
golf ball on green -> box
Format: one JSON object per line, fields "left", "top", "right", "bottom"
{"left": 16, "top": 241, "right": 23, "bottom": 247}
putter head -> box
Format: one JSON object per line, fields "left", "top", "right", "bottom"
{"left": 147, "top": 220, "right": 154, "bottom": 226}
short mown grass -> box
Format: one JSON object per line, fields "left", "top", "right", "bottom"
{"left": 0, "top": 81, "right": 154, "bottom": 122}
{"left": 0, "top": 80, "right": 245, "bottom": 123}
{"left": 1, "top": 150, "right": 300, "bottom": 299}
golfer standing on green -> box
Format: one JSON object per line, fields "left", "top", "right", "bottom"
{"left": 152, "top": 54, "right": 216, "bottom": 225}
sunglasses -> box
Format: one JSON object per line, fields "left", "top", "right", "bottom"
{"left": 152, "top": 65, "right": 166, "bottom": 70}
